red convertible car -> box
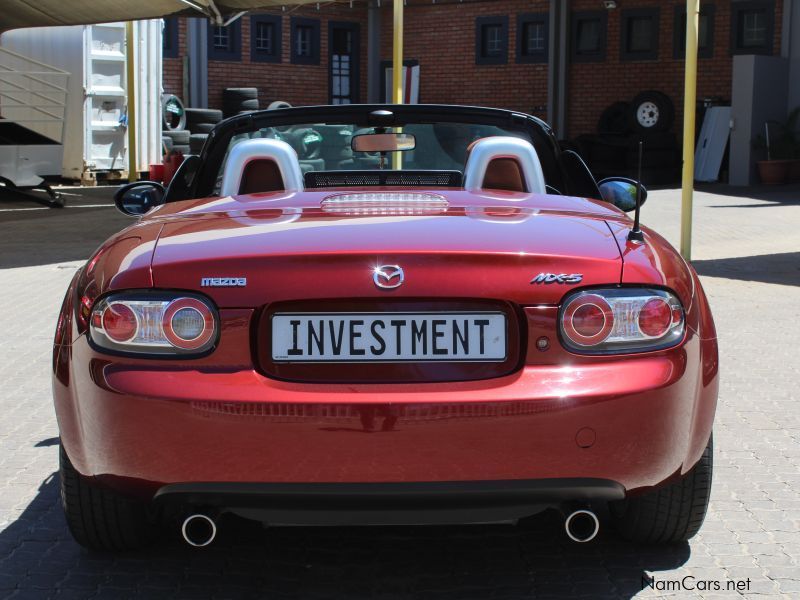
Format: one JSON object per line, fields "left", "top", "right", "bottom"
{"left": 53, "top": 105, "right": 717, "bottom": 550}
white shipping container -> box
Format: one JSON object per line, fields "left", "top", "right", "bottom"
{"left": 0, "top": 21, "right": 163, "bottom": 180}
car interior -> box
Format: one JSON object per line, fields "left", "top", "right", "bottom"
{"left": 220, "top": 134, "right": 549, "bottom": 197}
{"left": 163, "top": 107, "right": 605, "bottom": 203}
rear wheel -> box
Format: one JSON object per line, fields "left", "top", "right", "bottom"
{"left": 612, "top": 434, "right": 713, "bottom": 544}
{"left": 59, "top": 444, "right": 156, "bottom": 551}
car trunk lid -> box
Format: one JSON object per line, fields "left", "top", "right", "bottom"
{"left": 151, "top": 202, "right": 622, "bottom": 307}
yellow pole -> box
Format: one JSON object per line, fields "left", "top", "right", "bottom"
{"left": 392, "top": 0, "right": 403, "bottom": 104}
{"left": 680, "top": 0, "right": 699, "bottom": 260}
{"left": 391, "top": 0, "right": 404, "bottom": 169}
{"left": 125, "top": 21, "right": 138, "bottom": 181}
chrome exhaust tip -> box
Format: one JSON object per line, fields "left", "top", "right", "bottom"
{"left": 181, "top": 514, "right": 217, "bottom": 547}
{"left": 564, "top": 509, "right": 599, "bottom": 543}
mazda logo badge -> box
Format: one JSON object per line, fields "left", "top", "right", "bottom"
{"left": 373, "top": 265, "right": 404, "bottom": 289}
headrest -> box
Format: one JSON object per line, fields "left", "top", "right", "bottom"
{"left": 220, "top": 138, "right": 304, "bottom": 197}
{"left": 463, "top": 136, "right": 546, "bottom": 195}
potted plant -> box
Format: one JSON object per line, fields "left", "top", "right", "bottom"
{"left": 753, "top": 108, "right": 800, "bottom": 185}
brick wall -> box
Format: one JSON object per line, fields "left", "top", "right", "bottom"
{"left": 566, "top": 0, "right": 785, "bottom": 139}
{"left": 379, "top": 0, "right": 550, "bottom": 121}
{"left": 163, "top": 5, "right": 368, "bottom": 111}
{"left": 162, "top": 0, "right": 784, "bottom": 139}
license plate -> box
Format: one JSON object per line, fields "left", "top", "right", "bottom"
{"left": 271, "top": 312, "right": 507, "bottom": 362}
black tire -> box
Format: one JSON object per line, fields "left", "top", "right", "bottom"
{"left": 161, "top": 135, "right": 174, "bottom": 152}
{"left": 163, "top": 129, "right": 190, "bottom": 144}
{"left": 630, "top": 91, "right": 675, "bottom": 133}
{"left": 191, "top": 122, "right": 217, "bottom": 134}
{"left": 172, "top": 144, "right": 190, "bottom": 155}
{"left": 60, "top": 444, "right": 156, "bottom": 551}
{"left": 162, "top": 93, "right": 185, "bottom": 131}
{"left": 237, "top": 98, "right": 260, "bottom": 111}
{"left": 598, "top": 101, "right": 632, "bottom": 134}
{"left": 189, "top": 133, "right": 209, "bottom": 155}
{"left": 223, "top": 87, "right": 258, "bottom": 102}
{"left": 612, "top": 434, "right": 713, "bottom": 544}
{"left": 184, "top": 108, "right": 223, "bottom": 126}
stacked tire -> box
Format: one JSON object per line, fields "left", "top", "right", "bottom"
{"left": 184, "top": 108, "right": 224, "bottom": 155}
{"left": 223, "top": 88, "right": 259, "bottom": 117}
{"left": 574, "top": 90, "right": 680, "bottom": 185}
{"left": 162, "top": 129, "right": 190, "bottom": 156}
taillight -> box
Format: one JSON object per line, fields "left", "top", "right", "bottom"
{"left": 162, "top": 298, "right": 216, "bottom": 350}
{"left": 559, "top": 288, "right": 684, "bottom": 354}
{"left": 89, "top": 293, "right": 218, "bottom": 356}
{"left": 101, "top": 303, "right": 138, "bottom": 342}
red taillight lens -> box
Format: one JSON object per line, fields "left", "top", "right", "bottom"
{"left": 89, "top": 293, "right": 218, "bottom": 355}
{"left": 559, "top": 288, "right": 685, "bottom": 354}
{"left": 573, "top": 304, "right": 605, "bottom": 336}
{"left": 638, "top": 297, "right": 672, "bottom": 338}
{"left": 162, "top": 298, "right": 215, "bottom": 350}
{"left": 562, "top": 294, "right": 614, "bottom": 346}
{"left": 101, "top": 303, "right": 138, "bottom": 342}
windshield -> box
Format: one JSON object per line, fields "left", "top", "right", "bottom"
{"left": 214, "top": 121, "right": 531, "bottom": 193}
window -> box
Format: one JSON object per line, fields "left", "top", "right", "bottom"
{"left": 163, "top": 18, "right": 179, "bottom": 59}
{"left": 475, "top": 16, "right": 509, "bottom": 65}
{"left": 516, "top": 14, "right": 548, "bottom": 63}
{"left": 329, "top": 22, "right": 360, "bottom": 105}
{"left": 296, "top": 26, "right": 312, "bottom": 55}
{"left": 291, "top": 17, "right": 320, "bottom": 64}
{"left": 207, "top": 20, "right": 241, "bottom": 61}
{"left": 213, "top": 27, "right": 228, "bottom": 50}
{"left": 674, "top": 4, "right": 715, "bottom": 59}
{"left": 256, "top": 23, "right": 273, "bottom": 52}
{"left": 251, "top": 15, "right": 281, "bottom": 63}
{"left": 571, "top": 12, "right": 607, "bottom": 62}
{"left": 621, "top": 8, "right": 659, "bottom": 61}
{"left": 731, "top": 1, "right": 774, "bottom": 55}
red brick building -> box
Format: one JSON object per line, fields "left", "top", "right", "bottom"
{"left": 163, "top": 0, "right": 785, "bottom": 140}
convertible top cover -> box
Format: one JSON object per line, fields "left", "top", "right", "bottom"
{"left": 0, "top": 0, "right": 324, "bottom": 33}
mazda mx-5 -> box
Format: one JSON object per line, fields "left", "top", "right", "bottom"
{"left": 52, "top": 104, "right": 717, "bottom": 550}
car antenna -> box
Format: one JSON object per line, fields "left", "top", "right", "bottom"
{"left": 627, "top": 140, "right": 645, "bottom": 243}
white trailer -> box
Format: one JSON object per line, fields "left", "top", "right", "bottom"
{"left": 0, "top": 21, "right": 163, "bottom": 181}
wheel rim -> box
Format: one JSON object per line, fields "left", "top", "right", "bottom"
{"left": 637, "top": 101, "right": 660, "bottom": 128}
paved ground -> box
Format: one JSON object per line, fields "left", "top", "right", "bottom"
{"left": 0, "top": 183, "right": 798, "bottom": 599}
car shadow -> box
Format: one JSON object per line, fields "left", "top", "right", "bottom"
{"left": 693, "top": 252, "right": 800, "bottom": 287}
{"left": 695, "top": 182, "right": 800, "bottom": 204}
{"left": 0, "top": 473, "right": 691, "bottom": 599}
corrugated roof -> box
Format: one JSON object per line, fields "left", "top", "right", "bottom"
{"left": 1, "top": 1, "right": 328, "bottom": 32}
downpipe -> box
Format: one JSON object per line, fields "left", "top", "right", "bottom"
{"left": 564, "top": 508, "right": 600, "bottom": 543}
{"left": 181, "top": 513, "right": 217, "bottom": 547}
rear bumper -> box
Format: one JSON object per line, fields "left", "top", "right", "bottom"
{"left": 155, "top": 479, "right": 625, "bottom": 525}
{"left": 54, "top": 330, "right": 718, "bottom": 501}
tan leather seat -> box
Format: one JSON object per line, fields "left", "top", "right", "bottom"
{"left": 220, "top": 139, "right": 303, "bottom": 197}
{"left": 239, "top": 159, "right": 284, "bottom": 194}
{"left": 465, "top": 139, "right": 528, "bottom": 193}
{"left": 482, "top": 158, "right": 526, "bottom": 192}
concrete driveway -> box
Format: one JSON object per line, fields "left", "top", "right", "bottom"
{"left": 0, "top": 184, "right": 798, "bottom": 599}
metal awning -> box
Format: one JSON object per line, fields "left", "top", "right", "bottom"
{"left": 0, "top": 0, "right": 325, "bottom": 32}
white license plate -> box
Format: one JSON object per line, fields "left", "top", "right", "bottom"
{"left": 271, "top": 312, "right": 507, "bottom": 362}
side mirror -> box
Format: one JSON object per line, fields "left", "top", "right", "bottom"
{"left": 597, "top": 177, "right": 647, "bottom": 212}
{"left": 113, "top": 181, "right": 166, "bottom": 216}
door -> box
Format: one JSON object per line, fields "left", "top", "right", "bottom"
{"left": 329, "top": 22, "right": 359, "bottom": 105}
